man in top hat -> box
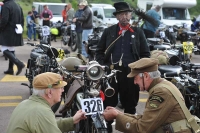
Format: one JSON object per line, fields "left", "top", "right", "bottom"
{"left": 96, "top": 2, "right": 150, "bottom": 132}
{"left": 6, "top": 72, "right": 86, "bottom": 133}
{"left": 103, "top": 58, "right": 193, "bottom": 133}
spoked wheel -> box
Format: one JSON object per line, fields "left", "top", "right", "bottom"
{"left": 70, "top": 34, "right": 77, "bottom": 52}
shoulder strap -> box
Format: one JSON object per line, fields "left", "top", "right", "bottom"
{"left": 152, "top": 82, "right": 200, "bottom": 133}
{"left": 104, "top": 25, "right": 131, "bottom": 55}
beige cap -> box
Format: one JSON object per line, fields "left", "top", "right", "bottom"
{"left": 33, "top": 72, "right": 67, "bottom": 89}
{"left": 127, "top": 58, "right": 159, "bottom": 77}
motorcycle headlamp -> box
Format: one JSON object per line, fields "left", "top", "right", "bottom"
{"left": 86, "top": 61, "right": 104, "bottom": 81}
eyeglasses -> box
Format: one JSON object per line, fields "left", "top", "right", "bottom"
{"left": 48, "top": 80, "right": 62, "bottom": 88}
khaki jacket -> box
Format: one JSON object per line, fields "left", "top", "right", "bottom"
{"left": 6, "top": 95, "right": 74, "bottom": 133}
{"left": 115, "top": 78, "right": 192, "bottom": 133}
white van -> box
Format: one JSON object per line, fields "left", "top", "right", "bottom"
{"left": 90, "top": 4, "right": 118, "bottom": 27}
{"left": 137, "top": 0, "right": 197, "bottom": 28}
{"left": 33, "top": 2, "right": 67, "bottom": 25}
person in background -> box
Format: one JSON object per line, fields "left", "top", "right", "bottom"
{"left": 26, "top": 11, "right": 33, "bottom": 41}
{"left": 31, "top": 6, "right": 39, "bottom": 41}
{"left": 95, "top": 2, "right": 150, "bottom": 133}
{"left": 191, "top": 17, "right": 200, "bottom": 32}
{"left": 0, "top": 2, "right": 3, "bottom": 53}
{"left": 66, "top": 3, "right": 75, "bottom": 21}
{"left": 103, "top": 58, "right": 193, "bottom": 133}
{"left": 6, "top": 72, "right": 87, "bottom": 133}
{"left": 143, "top": 5, "right": 161, "bottom": 38}
{"left": 74, "top": 4, "right": 83, "bottom": 54}
{"left": 40, "top": 5, "right": 53, "bottom": 26}
{"left": 0, "top": 0, "right": 25, "bottom": 75}
{"left": 73, "top": 0, "right": 93, "bottom": 58}
{"left": 62, "top": 5, "right": 68, "bottom": 22}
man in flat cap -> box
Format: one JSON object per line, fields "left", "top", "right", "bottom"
{"left": 103, "top": 58, "right": 194, "bottom": 133}
{"left": 96, "top": 1, "right": 150, "bottom": 132}
{"left": 6, "top": 72, "right": 86, "bottom": 133}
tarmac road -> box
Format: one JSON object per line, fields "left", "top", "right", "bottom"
{"left": 0, "top": 39, "right": 199, "bottom": 133}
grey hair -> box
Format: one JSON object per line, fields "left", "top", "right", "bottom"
{"left": 32, "top": 88, "right": 46, "bottom": 96}
{"left": 139, "top": 70, "right": 161, "bottom": 79}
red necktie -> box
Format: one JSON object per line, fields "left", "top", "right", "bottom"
{"left": 118, "top": 23, "right": 134, "bottom": 35}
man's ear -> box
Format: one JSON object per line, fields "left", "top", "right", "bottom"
{"left": 144, "top": 72, "right": 150, "bottom": 79}
{"left": 46, "top": 89, "right": 53, "bottom": 98}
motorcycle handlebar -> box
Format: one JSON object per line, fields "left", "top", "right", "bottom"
{"left": 24, "top": 42, "right": 37, "bottom": 46}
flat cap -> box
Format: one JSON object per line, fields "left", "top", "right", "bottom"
{"left": 33, "top": 72, "right": 67, "bottom": 89}
{"left": 127, "top": 58, "right": 159, "bottom": 77}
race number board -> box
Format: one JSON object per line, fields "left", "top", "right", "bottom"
{"left": 182, "top": 42, "right": 194, "bottom": 54}
{"left": 81, "top": 98, "right": 104, "bottom": 115}
{"left": 42, "top": 26, "right": 50, "bottom": 36}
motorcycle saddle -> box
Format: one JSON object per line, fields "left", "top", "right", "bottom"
{"left": 153, "top": 45, "right": 171, "bottom": 50}
{"left": 158, "top": 65, "right": 182, "bottom": 75}
{"left": 59, "top": 79, "right": 83, "bottom": 113}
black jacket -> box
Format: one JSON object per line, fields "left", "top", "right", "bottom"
{"left": 96, "top": 24, "right": 150, "bottom": 65}
{"left": 0, "top": 0, "right": 24, "bottom": 47}
{"left": 77, "top": 6, "right": 93, "bottom": 29}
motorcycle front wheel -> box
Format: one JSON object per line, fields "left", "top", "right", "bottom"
{"left": 69, "top": 33, "right": 77, "bottom": 52}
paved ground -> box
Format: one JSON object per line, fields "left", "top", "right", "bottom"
{"left": 0, "top": 39, "right": 200, "bottom": 133}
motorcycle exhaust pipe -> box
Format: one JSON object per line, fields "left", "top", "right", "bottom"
{"left": 104, "top": 81, "right": 115, "bottom": 97}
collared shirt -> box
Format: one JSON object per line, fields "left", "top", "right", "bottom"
{"left": 6, "top": 95, "right": 74, "bottom": 133}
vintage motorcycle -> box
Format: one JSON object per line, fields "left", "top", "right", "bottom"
{"left": 21, "top": 42, "right": 60, "bottom": 95}
{"left": 35, "top": 24, "right": 51, "bottom": 45}
{"left": 164, "top": 64, "right": 200, "bottom": 117}
{"left": 50, "top": 20, "right": 77, "bottom": 52}
{"left": 51, "top": 58, "right": 119, "bottom": 133}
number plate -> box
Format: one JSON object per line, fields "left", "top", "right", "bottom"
{"left": 42, "top": 27, "right": 50, "bottom": 36}
{"left": 81, "top": 98, "right": 104, "bottom": 115}
{"left": 169, "top": 27, "right": 174, "bottom": 32}
{"left": 182, "top": 42, "right": 194, "bottom": 54}
{"left": 71, "top": 24, "right": 76, "bottom": 30}
{"left": 160, "top": 31, "right": 165, "bottom": 38}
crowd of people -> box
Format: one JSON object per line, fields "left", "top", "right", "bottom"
{"left": 0, "top": 0, "right": 199, "bottom": 133}
{"left": 25, "top": 0, "right": 92, "bottom": 57}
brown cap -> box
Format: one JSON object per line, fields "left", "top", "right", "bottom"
{"left": 127, "top": 58, "right": 159, "bottom": 77}
{"left": 33, "top": 72, "right": 67, "bottom": 89}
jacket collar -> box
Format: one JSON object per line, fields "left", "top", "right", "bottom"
{"left": 148, "top": 78, "right": 164, "bottom": 94}
{"left": 108, "top": 24, "right": 135, "bottom": 38}
{"left": 29, "top": 95, "right": 51, "bottom": 108}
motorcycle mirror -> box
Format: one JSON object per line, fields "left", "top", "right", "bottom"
{"left": 169, "top": 56, "right": 180, "bottom": 65}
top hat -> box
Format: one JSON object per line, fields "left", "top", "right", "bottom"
{"left": 113, "top": 2, "right": 133, "bottom": 16}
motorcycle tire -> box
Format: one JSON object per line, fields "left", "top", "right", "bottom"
{"left": 69, "top": 35, "right": 77, "bottom": 52}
